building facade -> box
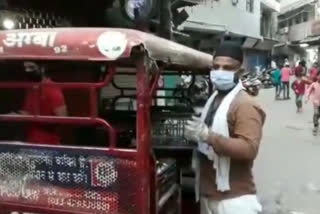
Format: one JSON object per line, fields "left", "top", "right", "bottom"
{"left": 178, "top": 0, "right": 280, "bottom": 72}
{"left": 275, "top": 0, "right": 320, "bottom": 67}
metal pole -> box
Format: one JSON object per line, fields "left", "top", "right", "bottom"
{"left": 136, "top": 56, "right": 151, "bottom": 214}
{"left": 159, "top": 0, "right": 172, "bottom": 40}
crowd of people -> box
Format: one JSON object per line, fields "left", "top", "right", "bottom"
{"left": 271, "top": 59, "right": 320, "bottom": 135}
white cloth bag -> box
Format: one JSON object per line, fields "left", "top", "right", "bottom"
{"left": 201, "top": 195, "right": 262, "bottom": 214}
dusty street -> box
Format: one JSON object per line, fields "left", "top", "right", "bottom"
{"left": 254, "top": 89, "right": 320, "bottom": 214}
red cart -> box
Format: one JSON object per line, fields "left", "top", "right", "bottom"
{"left": 0, "top": 28, "right": 212, "bottom": 214}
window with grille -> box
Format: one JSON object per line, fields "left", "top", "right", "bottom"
{"left": 295, "top": 14, "right": 301, "bottom": 24}
{"left": 303, "top": 12, "right": 309, "bottom": 22}
{"left": 246, "top": 0, "right": 254, "bottom": 13}
{"left": 279, "top": 21, "right": 287, "bottom": 29}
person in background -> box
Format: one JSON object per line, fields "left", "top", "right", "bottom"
{"left": 271, "top": 65, "right": 282, "bottom": 100}
{"left": 281, "top": 62, "right": 292, "bottom": 100}
{"left": 295, "top": 60, "right": 307, "bottom": 77}
{"left": 306, "top": 76, "right": 320, "bottom": 136}
{"left": 291, "top": 74, "right": 307, "bottom": 113}
{"left": 309, "top": 62, "right": 319, "bottom": 82}
{"left": 184, "top": 42, "right": 265, "bottom": 214}
{"left": 17, "top": 61, "right": 67, "bottom": 144}
{"left": 301, "top": 59, "right": 307, "bottom": 75}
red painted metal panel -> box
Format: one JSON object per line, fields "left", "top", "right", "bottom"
{"left": 0, "top": 142, "right": 140, "bottom": 214}
{"left": 0, "top": 28, "right": 212, "bottom": 71}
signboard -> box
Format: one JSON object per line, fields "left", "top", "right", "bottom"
{"left": 0, "top": 143, "right": 138, "bottom": 213}
{"left": 0, "top": 30, "right": 130, "bottom": 61}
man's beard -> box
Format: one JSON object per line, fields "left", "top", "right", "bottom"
{"left": 26, "top": 71, "right": 42, "bottom": 82}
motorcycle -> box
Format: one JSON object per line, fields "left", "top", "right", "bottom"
{"left": 173, "top": 74, "right": 209, "bottom": 106}
{"left": 259, "top": 68, "right": 273, "bottom": 88}
{"left": 175, "top": 72, "right": 261, "bottom": 100}
{"left": 242, "top": 72, "right": 262, "bottom": 97}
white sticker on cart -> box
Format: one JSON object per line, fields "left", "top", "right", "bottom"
{"left": 97, "top": 31, "right": 128, "bottom": 60}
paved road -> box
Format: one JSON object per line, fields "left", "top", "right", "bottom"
{"left": 254, "top": 89, "right": 320, "bottom": 214}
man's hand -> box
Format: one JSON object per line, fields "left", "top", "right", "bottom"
{"left": 184, "top": 116, "right": 209, "bottom": 142}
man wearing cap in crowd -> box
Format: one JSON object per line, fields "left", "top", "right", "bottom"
{"left": 185, "top": 42, "right": 266, "bottom": 214}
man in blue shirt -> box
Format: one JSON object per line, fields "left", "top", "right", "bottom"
{"left": 271, "top": 66, "right": 282, "bottom": 100}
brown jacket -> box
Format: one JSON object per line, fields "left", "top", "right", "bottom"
{"left": 199, "top": 90, "right": 266, "bottom": 200}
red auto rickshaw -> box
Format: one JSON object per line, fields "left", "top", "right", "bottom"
{"left": 0, "top": 28, "right": 212, "bottom": 214}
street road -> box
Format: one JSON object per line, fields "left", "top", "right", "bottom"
{"left": 254, "top": 89, "right": 320, "bottom": 214}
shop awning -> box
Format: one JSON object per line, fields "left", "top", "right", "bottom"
{"left": 254, "top": 38, "right": 278, "bottom": 51}
{"left": 242, "top": 38, "right": 258, "bottom": 49}
{"left": 272, "top": 43, "right": 305, "bottom": 56}
{"left": 273, "top": 42, "right": 287, "bottom": 48}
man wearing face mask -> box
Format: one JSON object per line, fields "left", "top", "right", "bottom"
{"left": 185, "top": 42, "right": 266, "bottom": 214}
{"left": 19, "top": 61, "right": 67, "bottom": 145}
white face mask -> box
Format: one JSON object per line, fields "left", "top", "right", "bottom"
{"left": 210, "top": 69, "right": 236, "bottom": 91}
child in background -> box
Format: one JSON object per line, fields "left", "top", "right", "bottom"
{"left": 309, "top": 62, "right": 319, "bottom": 82}
{"left": 292, "top": 76, "right": 307, "bottom": 113}
{"left": 306, "top": 76, "right": 320, "bottom": 135}
{"left": 291, "top": 77, "right": 306, "bottom": 113}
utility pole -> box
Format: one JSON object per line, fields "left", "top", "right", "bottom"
{"left": 159, "top": 0, "right": 172, "bottom": 40}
